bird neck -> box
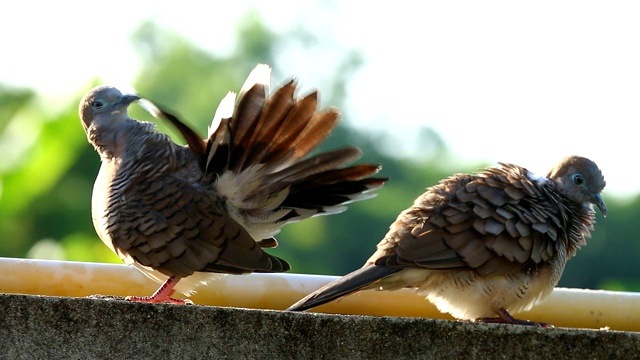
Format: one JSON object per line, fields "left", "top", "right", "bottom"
{"left": 88, "top": 120, "right": 165, "bottom": 161}
{"left": 548, "top": 183, "right": 596, "bottom": 257}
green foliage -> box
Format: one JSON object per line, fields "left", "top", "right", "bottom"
{"left": 0, "top": 14, "right": 638, "bottom": 293}
{"left": 558, "top": 194, "right": 640, "bottom": 289}
{"left": 0, "top": 85, "right": 33, "bottom": 133}
{"left": 0, "top": 84, "right": 121, "bottom": 263}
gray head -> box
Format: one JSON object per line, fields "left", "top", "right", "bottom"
{"left": 547, "top": 156, "right": 607, "bottom": 216}
{"left": 78, "top": 85, "right": 141, "bottom": 133}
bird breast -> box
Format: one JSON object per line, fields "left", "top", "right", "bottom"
{"left": 91, "top": 159, "right": 123, "bottom": 257}
{"left": 371, "top": 265, "right": 557, "bottom": 320}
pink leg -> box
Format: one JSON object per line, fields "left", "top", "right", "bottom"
{"left": 125, "top": 276, "right": 193, "bottom": 305}
{"left": 476, "top": 308, "right": 553, "bottom": 327}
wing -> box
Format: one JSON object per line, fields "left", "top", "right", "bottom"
{"left": 106, "top": 171, "right": 290, "bottom": 278}
{"left": 371, "top": 166, "right": 565, "bottom": 276}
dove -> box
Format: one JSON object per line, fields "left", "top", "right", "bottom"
{"left": 288, "top": 156, "right": 606, "bottom": 326}
{"left": 79, "top": 64, "right": 387, "bottom": 304}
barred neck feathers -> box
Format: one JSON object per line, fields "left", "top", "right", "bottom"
{"left": 120, "top": 122, "right": 198, "bottom": 181}
{"left": 544, "top": 156, "right": 606, "bottom": 255}
{"left": 89, "top": 120, "right": 178, "bottom": 162}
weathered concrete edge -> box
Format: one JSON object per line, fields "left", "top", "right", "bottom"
{"left": 0, "top": 293, "right": 638, "bottom": 360}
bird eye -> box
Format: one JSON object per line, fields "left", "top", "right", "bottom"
{"left": 572, "top": 174, "right": 584, "bottom": 185}
{"left": 91, "top": 100, "right": 105, "bottom": 110}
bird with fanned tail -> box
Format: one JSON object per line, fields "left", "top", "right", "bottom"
{"left": 79, "top": 64, "right": 387, "bottom": 304}
{"left": 287, "top": 156, "right": 606, "bottom": 326}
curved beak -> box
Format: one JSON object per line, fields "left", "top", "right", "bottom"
{"left": 592, "top": 193, "right": 607, "bottom": 217}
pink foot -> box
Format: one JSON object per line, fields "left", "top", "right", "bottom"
{"left": 125, "top": 276, "right": 193, "bottom": 305}
{"left": 476, "top": 308, "right": 553, "bottom": 327}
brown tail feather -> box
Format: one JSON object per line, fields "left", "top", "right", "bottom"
{"left": 258, "top": 109, "right": 340, "bottom": 176}
{"left": 257, "top": 238, "right": 278, "bottom": 248}
{"left": 289, "top": 110, "right": 340, "bottom": 159}
{"left": 228, "top": 84, "right": 267, "bottom": 172}
{"left": 296, "top": 164, "right": 384, "bottom": 186}
{"left": 264, "top": 147, "right": 363, "bottom": 186}
{"left": 258, "top": 93, "right": 321, "bottom": 172}
{"left": 230, "top": 84, "right": 267, "bottom": 144}
{"left": 287, "top": 266, "right": 400, "bottom": 312}
{"left": 263, "top": 91, "right": 318, "bottom": 160}
{"left": 283, "top": 171, "right": 387, "bottom": 211}
{"left": 240, "top": 81, "right": 296, "bottom": 169}
{"left": 211, "top": 80, "right": 341, "bottom": 182}
{"left": 204, "top": 117, "right": 232, "bottom": 176}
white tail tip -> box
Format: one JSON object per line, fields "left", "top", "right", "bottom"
{"left": 240, "top": 64, "right": 271, "bottom": 95}
{"left": 208, "top": 91, "right": 236, "bottom": 137}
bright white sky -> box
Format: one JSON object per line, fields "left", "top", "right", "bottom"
{"left": 2, "top": 1, "right": 638, "bottom": 197}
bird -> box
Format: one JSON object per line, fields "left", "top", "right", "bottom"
{"left": 78, "top": 64, "right": 387, "bottom": 304}
{"left": 287, "top": 156, "right": 607, "bottom": 326}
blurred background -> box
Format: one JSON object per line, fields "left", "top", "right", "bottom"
{"left": 1, "top": 1, "right": 639, "bottom": 291}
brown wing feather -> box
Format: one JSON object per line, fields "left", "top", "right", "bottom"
{"left": 369, "top": 165, "right": 564, "bottom": 276}
{"left": 110, "top": 171, "right": 289, "bottom": 277}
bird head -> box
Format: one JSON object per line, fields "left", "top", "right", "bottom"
{"left": 547, "top": 156, "right": 607, "bottom": 217}
{"left": 79, "top": 85, "right": 141, "bottom": 133}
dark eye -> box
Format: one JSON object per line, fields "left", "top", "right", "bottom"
{"left": 572, "top": 174, "right": 584, "bottom": 185}
{"left": 91, "top": 100, "right": 105, "bottom": 110}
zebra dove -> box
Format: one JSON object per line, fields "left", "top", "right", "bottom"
{"left": 79, "top": 65, "right": 387, "bottom": 304}
{"left": 288, "top": 156, "right": 606, "bottom": 326}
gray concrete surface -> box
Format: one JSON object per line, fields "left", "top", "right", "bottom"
{"left": 0, "top": 293, "right": 638, "bottom": 359}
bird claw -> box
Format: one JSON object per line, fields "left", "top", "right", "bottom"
{"left": 125, "top": 295, "right": 194, "bottom": 305}
{"left": 124, "top": 276, "right": 193, "bottom": 304}
{"left": 475, "top": 308, "right": 554, "bottom": 327}
{"left": 475, "top": 317, "right": 554, "bottom": 328}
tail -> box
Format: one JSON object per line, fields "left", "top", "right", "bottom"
{"left": 146, "top": 64, "right": 388, "bottom": 241}
{"left": 287, "top": 265, "right": 400, "bottom": 312}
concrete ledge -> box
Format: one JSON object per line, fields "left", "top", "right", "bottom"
{"left": 3, "top": 259, "right": 640, "bottom": 331}
{"left": 1, "top": 293, "right": 638, "bottom": 359}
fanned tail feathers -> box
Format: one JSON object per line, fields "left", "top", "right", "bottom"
{"left": 147, "top": 64, "right": 387, "bottom": 240}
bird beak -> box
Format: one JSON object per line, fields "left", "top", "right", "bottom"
{"left": 592, "top": 193, "right": 607, "bottom": 217}
{"left": 118, "top": 93, "right": 141, "bottom": 106}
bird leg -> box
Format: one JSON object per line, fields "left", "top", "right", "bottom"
{"left": 475, "top": 308, "right": 553, "bottom": 327}
{"left": 125, "top": 276, "right": 193, "bottom": 305}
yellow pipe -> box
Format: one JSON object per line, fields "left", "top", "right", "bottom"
{"left": 0, "top": 257, "right": 638, "bottom": 331}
